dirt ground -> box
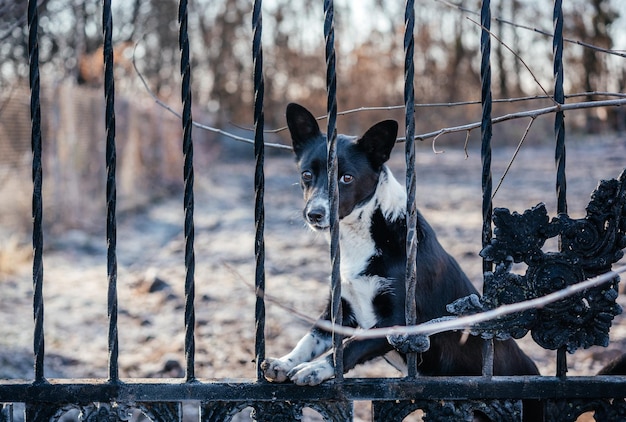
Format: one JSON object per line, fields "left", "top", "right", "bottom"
{"left": 1, "top": 131, "right": 625, "bottom": 421}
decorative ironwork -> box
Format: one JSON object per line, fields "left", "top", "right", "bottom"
{"left": 201, "top": 402, "right": 252, "bottom": 422}
{"left": 1, "top": 404, "right": 12, "bottom": 422}
{"left": 201, "top": 400, "right": 352, "bottom": 422}
{"left": 449, "top": 170, "right": 626, "bottom": 352}
{"left": 372, "top": 399, "right": 522, "bottom": 422}
{"left": 545, "top": 398, "right": 626, "bottom": 422}
{"left": 24, "top": 402, "right": 181, "bottom": 422}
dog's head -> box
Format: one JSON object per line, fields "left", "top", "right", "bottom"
{"left": 286, "top": 103, "right": 398, "bottom": 231}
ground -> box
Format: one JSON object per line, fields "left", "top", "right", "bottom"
{"left": 1, "top": 133, "right": 625, "bottom": 421}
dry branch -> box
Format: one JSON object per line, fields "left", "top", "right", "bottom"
{"left": 313, "top": 265, "right": 626, "bottom": 340}
{"left": 436, "top": 0, "right": 626, "bottom": 59}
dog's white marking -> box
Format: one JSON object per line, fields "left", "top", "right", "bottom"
{"left": 288, "top": 358, "right": 335, "bottom": 386}
{"left": 262, "top": 332, "right": 331, "bottom": 382}
{"left": 374, "top": 167, "right": 406, "bottom": 222}
{"left": 340, "top": 166, "right": 405, "bottom": 280}
{"left": 384, "top": 350, "right": 408, "bottom": 375}
{"left": 341, "top": 275, "right": 389, "bottom": 329}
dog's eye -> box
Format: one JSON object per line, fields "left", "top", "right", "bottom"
{"left": 301, "top": 171, "right": 313, "bottom": 182}
{"left": 340, "top": 174, "right": 354, "bottom": 184}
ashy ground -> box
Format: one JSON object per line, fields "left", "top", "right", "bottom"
{"left": 1, "top": 134, "right": 625, "bottom": 421}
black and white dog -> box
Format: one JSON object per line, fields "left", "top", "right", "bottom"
{"left": 262, "top": 103, "right": 539, "bottom": 388}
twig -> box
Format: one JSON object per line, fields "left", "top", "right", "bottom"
{"left": 466, "top": 16, "right": 557, "bottom": 106}
{"left": 131, "top": 39, "right": 292, "bottom": 151}
{"left": 409, "top": 98, "right": 626, "bottom": 143}
{"left": 432, "top": 132, "right": 445, "bottom": 154}
{"left": 231, "top": 92, "right": 626, "bottom": 136}
{"left": 463, "top": 130, "right": 471, "bottom": 159}
{"left": 222, "top": 262, "right": 321, "bottom": 325}
{"left": 313, "top": 265, "right": 626, "bottom": 340}
{"left": 491, "top": 116, "right": 536, "bottom": 200}
{"left": 227, "top": 251, "right": 626, "bottom": 343}
{"left": 436, "top": 0, "right": 626, "bottom": 59}
{"left": 133, "top": 37, "right": 626, "bottom": 151}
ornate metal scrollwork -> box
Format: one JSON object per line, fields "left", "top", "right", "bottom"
{"left": 25, "top": 402, "right": 181, "bottom": 422}
{"left": 371, "top": 399, "right": 522, "bottom": 422}
{"left": 201, "top": 400, "right": 352, "bottom": 422}
{"left": 201, "top": 401, "right": 252, "bottom": 422}
{"left": 250, "top": 402, "right": 304, "bottom": 422}
{"left": 1, "top": 404, "right": 12, "bottom": 422}
{"left": 545, "top": 398, "right": 626, "bottom": 422}
{"left": 448, "top": 170, "right": 626, "bottom": 353}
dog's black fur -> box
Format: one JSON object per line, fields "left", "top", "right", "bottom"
{"left": 262, "top": 103, "right": 540, "bottom": 418}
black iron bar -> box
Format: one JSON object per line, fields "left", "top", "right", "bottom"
{"left": 403, "top": 0, "right": 419, "bottom": 379}
{"left": 28, "top": 0, "right": 45, "bottom": 384}
{"left": 103, "top": 0, "right": 119, "bottom": 384}
{"left": 252, "top": 0, "right": 266, "bottom": 382}
{"left": 553, "top": 0, "right": 569, "bottom": 379}
{"left": 323, "top": 0, "right": 343, "bottom": 381}
{"left": 2, "top": 377, "right": 626, "bottom": 403}
{"left": 480, "top": 0, "right": 496, "bottom": 378}
{"left": 178, "top": 0, "right": 196, "bottom": 382}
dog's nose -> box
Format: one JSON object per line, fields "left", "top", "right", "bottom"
{"left": 306, "top": 209, "right": 326, "bottom": 225}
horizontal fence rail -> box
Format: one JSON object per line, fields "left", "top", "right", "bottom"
{"left": 2, "top": 376, "right": 626, "bottom": 403}
{"left": 2, "top": 0, "right": 626, "bottom": 421}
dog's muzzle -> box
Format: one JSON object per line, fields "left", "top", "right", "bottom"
{"left": 304, "top": 197, "right": 330, "bottom": 230}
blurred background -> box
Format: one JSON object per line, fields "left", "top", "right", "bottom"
{"left": 1, "top": 0, "right": 625, "bottom": 235}
{"left": 0, "top": 0, "right": 626, "bottom": 398}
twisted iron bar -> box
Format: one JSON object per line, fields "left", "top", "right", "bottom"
{"left": 403, "top": 0, "right": 419, "bottom": 379}
{"left": 28, "top": 0, "right": 45, "bottom": 384}
{"left": 553, "top": 0, "right": 567, "bottom": 216}
{"left": 480, "top": 0, "right": 496, "bottom": 378}
{"left": 553, "top": 0, "right": 569, "bottom": 379}
{"left": 480, "top": 0, "right": 493, "bottom": 274}
{"left": 323, "top": 0, "right": 343, "bottom": 380}
{"left": 103, "top": 0, "right": 119, "bottom": 383}
{"left": 252, "top": 0, "right": 266, "bottom": 382}
{"left": 178, "top": 0, "right": 196, "bottom": 382}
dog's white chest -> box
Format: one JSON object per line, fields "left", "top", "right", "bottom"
{"left": 341, "top": 276, "right": 385, "bottom": 329}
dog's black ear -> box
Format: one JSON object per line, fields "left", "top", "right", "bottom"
{"left": 286, "top": 103, "right": 322, "bottom": 158}
{"left": 357, "top": 120, "right": 398, "bottom": 168}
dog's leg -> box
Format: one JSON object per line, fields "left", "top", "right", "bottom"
{"left": 286, "top": 335, "right": 398, "bottom": 386}
{"left": 286, "top": 353, "right": 336, "bottom": 386}
{"left": 261, "top": 328, "right": 332, "bottom": 382}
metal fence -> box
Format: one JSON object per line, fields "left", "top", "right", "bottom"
{"left": 2, "top": 0, "right": 626, "bottom": 421}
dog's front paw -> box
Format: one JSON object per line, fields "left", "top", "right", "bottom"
{"left": 287, "top": 359, "right": 334, "bottom": 386}
{"left": 261, "top": 357, "right": 296, "bottom": 383}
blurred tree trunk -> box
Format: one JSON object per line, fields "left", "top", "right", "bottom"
{"left": 571, "top": 0, "right": 617, "bottom": 131}
{"left": 511, "top": 0, "right": 523, "bottom": 96}
{"left": 446, "top": 12, "right": 466, "bottom": 102}
{"left": 495, "top": 0, "right": 508, "bottom": 98}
